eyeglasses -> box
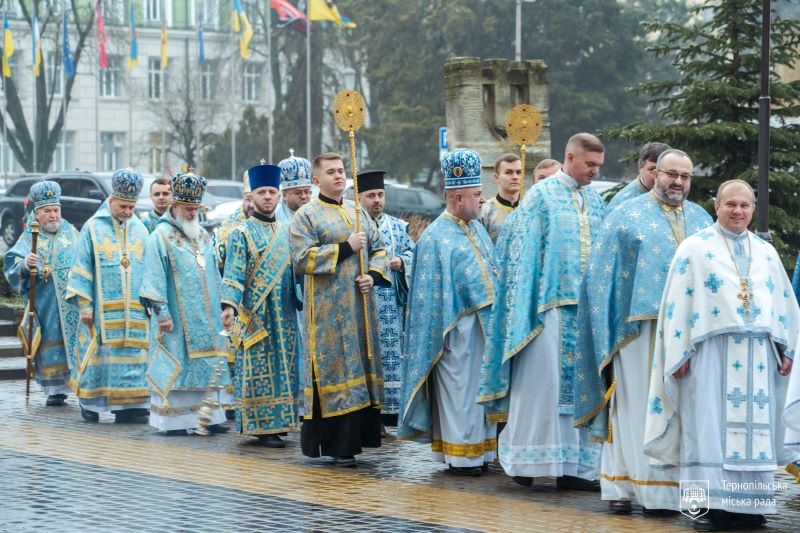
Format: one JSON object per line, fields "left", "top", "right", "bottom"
{"left": 657, "top": 170, "right": 692, "bottom": 181}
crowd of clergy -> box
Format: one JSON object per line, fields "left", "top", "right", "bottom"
{"left": 7, "top": 132, "right": 800, "bottom": 532}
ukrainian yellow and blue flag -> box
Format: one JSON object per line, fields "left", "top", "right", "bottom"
{"left": 2, "top": 13, "right": 14, "bottom": 78}
{"left": 233, "top": 0, "right": 253, "bottom": 59}
{"left": 309, "top": 0, "right": 357, "bottom": 29}
{"left": 32, "top": 10, "right": 42, "bottom": 76}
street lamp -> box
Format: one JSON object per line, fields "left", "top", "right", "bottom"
{"left": 756, "top": 0, "right": 771, "bottom": 241}
{"left": 342, "top": 67, "right": 357, "bottom": 89}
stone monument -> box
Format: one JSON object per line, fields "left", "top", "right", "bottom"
{"left": 444, "top": 57, "right": 551, "bottom": 198}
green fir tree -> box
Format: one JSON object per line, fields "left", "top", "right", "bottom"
{"left": 605, "top": 0, "right": 800, "bottom": 266}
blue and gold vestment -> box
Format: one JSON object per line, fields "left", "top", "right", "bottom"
{"left": 370, "top": 213, "right": 415, "bottom": 415}
{"left": 139, "top": 211, "right": 231, "bottom": 407}
{"left": 480, "top": 195, "right": 517, "bottom": 244}
{"left": 141, "top": 211, "right": 161, "bottom": 233}
{"left": 573, "top": 192, "right": 712, "bottom": 440}
{"left": 65, "top": 201, "right": 151, "bottom": 408}
{"left": 4, "top": 218, "right": 80, "bottom": 391}
{"left": 477, "top": 172, "right": 606, "bottom": 413}
{"left": 606, "top": 177, "right": 647, "bottom": 212}
{"left": 398, "top": 213, "right": 496, "bottom": 440}
{"left": 221, "top": 216, "right": 300, "bottom": 435}
{"left": 290, "top": 197, "right": 390, "bottom": 418}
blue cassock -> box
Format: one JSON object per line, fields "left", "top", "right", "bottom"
{"left": 477, "top": 172, "right": 606, "bottom": 414}
{"left": 398, "top": 213, "right": 496, "bottom": 440}
{"left": 65, "top": 201, "right": 151, "bottom": 407}
{"left": 222, "top": 217, "right": 300, "bottom": 434}
{"left": 573, "top": 192, "right": 712, "bottom": 440}
{"left": 139, "top": 212, "right": 231, "bottom": 402}
{"left": 606, "top": 178, "right": 646, "bottom": 212}
{"left": 4, "top": 217, "right": 80, "bottom": 390}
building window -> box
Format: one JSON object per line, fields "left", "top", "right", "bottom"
{"left": 46, "top": 52, "right": 63, "bottom": 96}
{"left": 100, "top": 132, "right": 125, "bottom": 171}
{"left": 99, "top": 56, "right": 122, "bottom": 97}
{"left": 52, "top": 132, "right": 75, "bottom": 172}
{"left": 199, "top": 0, "right": 220, "bottom": 30}
{"left": 1, "top": 135, "right": 24, "bottom": 174}
{"left": 242, "top": 63, "right": 262, "bottom": 102}
{"left": 148, "top": 57, "right": 167, "bottom": 99}
{"left": 145, "top": 0, "right": 163, "bottom": 23}
{"left": 201, "top": 61, "right": 215, "bottom": 101}
{"left": 101, "top": 0, "right": 125, "bottom": 25}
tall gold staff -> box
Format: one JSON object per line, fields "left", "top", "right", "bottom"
{"left": 332, "top": 89, "right": 373, "bottom": 361}
{"left": 25, "top": 222, "right": 40, "bottom": 401}
{"left": 506, "top": 104, "right": 543, "bottom": 199}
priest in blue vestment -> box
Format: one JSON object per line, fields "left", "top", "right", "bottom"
{"left": 480, "top": 153, "right": 521, "bottom": 244}
{"left": 140, "top": 177, "right": 171, "bottom": 232}
{"left": 221, "top": 163, "right": 301, "bottom": 448}
{"left": 4, "top": 181, "right": 80, "bottom": 406}
{"left": 140, "top": 172, "right": 231, "bottom": 435}
{"left": 399, "top": 149, "right": 498, "bottom": 476}
{"left": 276, "top": 151, "right": 313, "bottom": 224}
{"left": 358, "top": 170, "right": 415, "bottom": 420}
{"left": 606, "top": 142, "right": 669, "bottom": 212}
{"left": 645, "top": 180, "right": 799, "bottom": 530}
{"left": 291, "top": 152, "right": 390, "bottom": 467}
{"left": 66, "top": 169, "right": 152, "bottom": 424}
{"left": 277, "top": 153, "right": 313, "bottom": 417}
{"left": 574, "top": 150, "right": 712, "bottom": 514}
{"left": 478, "top": 133, "right": 607, "bottom": 490}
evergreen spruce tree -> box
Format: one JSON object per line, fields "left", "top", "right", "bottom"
{"left": 605, "top": 0, "right": 800, "bottom": 266}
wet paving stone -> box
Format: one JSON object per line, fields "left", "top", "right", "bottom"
{"left": 1, "top": 380, "right": 798, "bottom": 532}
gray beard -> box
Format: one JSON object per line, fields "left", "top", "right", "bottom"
{"left": 176, "top": 216, "right": 201, "bottom": 241}
{"left": 41, "top": 222, "right": 60, "bottom": 234}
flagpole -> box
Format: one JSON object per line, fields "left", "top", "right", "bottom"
{"left": 195, "top": 1, "right": 201, "bottom": 171}
{"left": 231, "top": 55, "right": 237, "bottom": 181}
{"left": 305, "top": 0, "right": 311, "bottom": 159}
{"left": 266, "top": 0, "right": 272, "bottom": 163}
{"left": 61, "top": 1, "right": 66, "bottom": 171}
{"left": 95, "top": 53, "right": 100, "bottom": 170}
{"left": 515, "top": 0, "right": 522, "bottom": 61}
{"left": 32, "top": 68, "right": 36, "bottom": 172}
{"left": 161, "top": 4, "right": 166, "bottom": 175}
{"left": 2, "top": 5, "right": 7, "bottom": 185}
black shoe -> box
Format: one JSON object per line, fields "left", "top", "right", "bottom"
{"left": 225, "top": 409, "right": 236, "bottom": 421}
{"left": 46, "top": 394, "right": 67, "bottom": 406}
{"left": 693, "top": 510, "right": 729, "bottom": 532}
{"left": 166, "top": 429, "right": 188, "bottom": 436}
{"left": 556, "top": 475, "right": 600, "bottom": 491}
{"left": 512, "top": 476, "right": 533, "bottom": 487}
{"left": 333, "top": 456, "right": 357, "bottom": 468}
{"left": 80, "top": 406, "right": 99, "bottom": 422}
{"left": 206, "top": 424, "right": 230, "bottom": 434}
{"left": 256, "top": 434, "right": 286, "bottom": 448}
{"left": 446, "top": 465, "right": 483, "bottom": 477}
{"left": 114, "top": 408, "right": 149, "bottom": 424}
{"left": 642, "top": 507, "right": 678, "bottom": 517}
{"left": 609, "top": 500, "right": 632, "bottom": 513}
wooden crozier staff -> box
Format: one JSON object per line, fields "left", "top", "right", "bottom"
{"left": 332, "top": 89, "right": 374, "bottom": 361}
{"left": 505, "top": 104, "right": 543, "bottom": 199}
{"left": 25, "top": 221, "right": 40, "bottom": 400}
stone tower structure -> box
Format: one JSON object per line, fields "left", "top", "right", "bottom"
{"left": 444, "top": 57, "right": 550, "bottom": 198}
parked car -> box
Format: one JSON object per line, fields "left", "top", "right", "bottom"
{"left": 0, "top": 175, "right": 45, "bottom": 247}
{"left": 343, "top": 183, "right": 445, "bottom": 221}
{"left": 0, "top": 171, "right": 170, "bottom": 247}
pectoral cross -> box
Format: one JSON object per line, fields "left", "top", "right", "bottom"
{"left": 737, "top": 279, "right": 753, "bottom": 312}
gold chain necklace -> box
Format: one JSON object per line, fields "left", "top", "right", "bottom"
{"left": 721, "top": 231, "right": 753, "bottom": 312}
